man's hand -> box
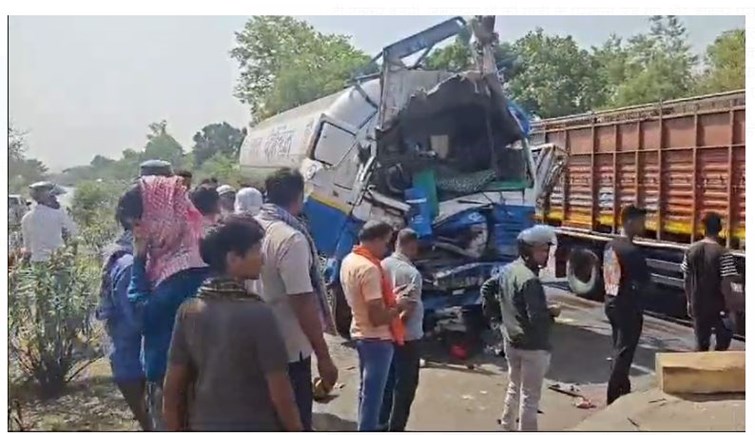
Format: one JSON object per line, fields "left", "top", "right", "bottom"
{"left": 316, "top": 355, "right": 338, "bottom": 390}
{"left": 396, "top": 289, "right": 417, "bottom": 312}
{"left": 687, "top": 303, "right": 694, "bottom": 318}
{"left": 547, "top": 304, "right": 561, "bottom": 318}
{"left": 133, "top": 223, "right": 148, "bottom": 258}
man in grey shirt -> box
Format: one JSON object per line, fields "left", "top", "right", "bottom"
{"left": 252, "top": 169, "right": 338, "bottom": 431}
{"left": 379, "top": 228, "right": 424, "bottom": 431}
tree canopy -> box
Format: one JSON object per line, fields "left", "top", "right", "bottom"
{"left": 230, "top": 16, "right": 372, "bottom": 123}
{"left": 8, "top": 125, "right": 49, "bottom": 194}
{"left": 698, "top": 28, "right": 745, "bottom": 93}
{"left": 192, "top": 122, "right": 247, "bottom": 167}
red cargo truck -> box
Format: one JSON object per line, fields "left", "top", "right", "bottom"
{"left": 532, "top": 90, "right": 745, "bottom": 333}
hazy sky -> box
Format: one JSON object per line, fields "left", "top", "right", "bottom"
{"left": 9, "top": 15, "right": 745, "bottom": 170}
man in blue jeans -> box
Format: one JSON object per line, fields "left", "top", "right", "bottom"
{"left": 340, "top": 221, "right": 414, "bottom": 431}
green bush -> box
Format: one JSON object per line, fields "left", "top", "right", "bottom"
{"left": 8, "top": 244, "right": 103, "bottom": 398}
{"left": 71, "top": 180, "right": 126, "bottom": 228}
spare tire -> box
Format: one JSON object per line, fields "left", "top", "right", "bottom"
{"left": 567, "top": 248, "right": 604, "bottom": 300}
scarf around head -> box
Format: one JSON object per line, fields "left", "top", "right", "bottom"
{"left": 352, "top": 245, "right": 405, "bottom": 346}
{"left": 139, "top": 175, "right": 205, "bottom": 287}
{"left": 256, "top": 203, "right": 335, "bottom": 334}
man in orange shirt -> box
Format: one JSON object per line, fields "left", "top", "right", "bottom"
{"left": 340, "top": 221, "right": 414, "bottom": 431}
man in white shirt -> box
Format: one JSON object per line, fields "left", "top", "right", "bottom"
{"left": 21, "top": 182, "right": 78, "bottom": 263}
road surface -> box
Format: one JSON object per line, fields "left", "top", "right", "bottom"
{"left": 312, "top": 286, "right": 744, "bottom": 431}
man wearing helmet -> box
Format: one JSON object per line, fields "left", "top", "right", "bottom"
{"left": 491, "top": 225, "right": 556, "bottom": 432}
{"left": 21, "top": 181, "right": 78, "bottom": 263}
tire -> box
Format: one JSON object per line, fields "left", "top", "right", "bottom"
{"left": 328, "top": 284, "right": 352, "bottom": 339}
{"left": 567, "top": 248, "right": 605, "bottom": 301}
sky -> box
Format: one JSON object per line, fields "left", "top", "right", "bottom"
{"left": 8, "top": 15, "right": 745, "bottom": 171}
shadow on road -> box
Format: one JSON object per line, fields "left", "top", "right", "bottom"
{"left": 415, "top": 318, "right": 683, "bottom": 386}
{"left": 313, "top": 412, "right": 357, "bottom": 431}
{"left": 545, "top": 322, "right": 658, "bottom": 385}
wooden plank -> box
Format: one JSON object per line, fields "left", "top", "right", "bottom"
{"left": 656, "top": 351, "right": 745, "bottom": 395}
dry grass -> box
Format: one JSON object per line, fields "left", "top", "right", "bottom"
{"left": 8, "top": 359, "right": 139, "bottom": 431}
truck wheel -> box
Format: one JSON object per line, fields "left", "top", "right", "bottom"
{"left": 328, "top": 284, "right": 352, "bottom": 339}
{"left": 567, "top": 248, "right": 604, "bottom": 301}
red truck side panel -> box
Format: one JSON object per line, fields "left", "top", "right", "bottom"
{"left": 533, "top": 91, "right": 745, "bottom": 251}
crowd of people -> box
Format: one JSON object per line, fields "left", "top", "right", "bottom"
{"left": 15, "top": 158, "right": 740, "bottom": 432}
{"left": 83, "top": 160, "right": 421, "bottom": 431}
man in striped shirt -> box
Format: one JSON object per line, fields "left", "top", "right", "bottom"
{"left": 681, "top": 212, "right": 739, "bottom": 351}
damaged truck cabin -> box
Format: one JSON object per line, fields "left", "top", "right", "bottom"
{"left": 239, "top": 16, "right": 543, "bottom": 337}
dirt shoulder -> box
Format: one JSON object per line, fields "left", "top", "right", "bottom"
{"left": 572, "top": 389, "right": 745, "bottom": 431}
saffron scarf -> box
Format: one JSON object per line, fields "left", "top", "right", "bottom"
{"left": 352, "top": 245, "right": 405, "bottom": 346}
{"left": 139, "top": 176, "right": 205, "bottom": 287}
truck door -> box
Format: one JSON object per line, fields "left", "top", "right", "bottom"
{"left": 310, "top": 117, "right": 364, "bottom": 205}
{"left": 377, "top": 17, "right": 467, "bottom": 129}
{"left": 530, "top": 143, "right": 568, "bottom": 282}
{"left": 530, "top": 142, "right": 567, "bottom": 209}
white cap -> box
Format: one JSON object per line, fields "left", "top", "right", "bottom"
{"left": 234, "top": 187, "right": 263, "bottom": 214}
{"left": 217, "top": 184, "right": 235, "bottom": 196}
{"left": 517, "top": 225, "right": 556, "bottom": 246}
{"left": 29, "top": 181, "right": 55, "bottom": 190}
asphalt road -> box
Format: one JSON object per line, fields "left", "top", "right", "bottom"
{"left": 312, "top": 286, "right": 744, "bottom": 431}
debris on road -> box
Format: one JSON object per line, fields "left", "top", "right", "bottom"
{"left": 574, "top": 397, "right": 596, "bottom": 409}
{"left": 548, "top": 383, "right": 582, "bottom": 398}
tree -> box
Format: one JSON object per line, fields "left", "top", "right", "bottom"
{"left": 231, "top": 16, "right": 371, "bottom": 122}
{"left": 8, "top": 125, "right": 48, "bottom": 193}
{"left": 90, "top": 155, "right": 115, "bottom": 169}
{"left": 142, "top": 120, "right": 184, "bottom": 167}
{"left": 192, "top": 122, "right": 246, "bottom": 167}
{"left": 591, "top": 35, "right": 630, "bottom": 107}
{"left": 698, "top": 29, "right": 745, "bottom": 93}
{"left": 425, "top": 27, "right": 474, "bottom": 72}
{"left": 608, "top": 16, "right": 698, "bottom": 107}
{"left": 424, "top": 27, "right": 523, "bottom": 82}
{"left": 505, "top": 29, "right": 604, "bottom": 118}
{"left": 9, "top": 124, "right": 26, "bottom": 164}
{"left": 195, "top": 153, "right": 244, "bottom": 187}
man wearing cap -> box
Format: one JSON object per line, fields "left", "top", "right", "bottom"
{"left": 21, "top": 181, "right": 78, "bottom": 263}
{"left": 681, "top": 212, "right": 738, "bottom": 351}
{"left": 603, "top": 205, "right": 651, "bottom": 404}
{"left": 379, "top": 228, "right": 424, "bottom": 431}
{"left": 216, "top": 185, "right": 236, "bottom": 217}
{"left": 496, "top": 225, "right": 555, "bottom": 431}
{"left": 139, "top": 160, "right": 173, "bottom": 177}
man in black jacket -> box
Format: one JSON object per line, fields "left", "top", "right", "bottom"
{"left": 603, "top": 205, "right": 652, "bottom": 405}
{"left": 492, "top": 225, "right": 555, "bottom": 431}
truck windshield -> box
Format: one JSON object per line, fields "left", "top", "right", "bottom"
{"left": 372, "top": 72, "right": 532, "bottom": 202}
